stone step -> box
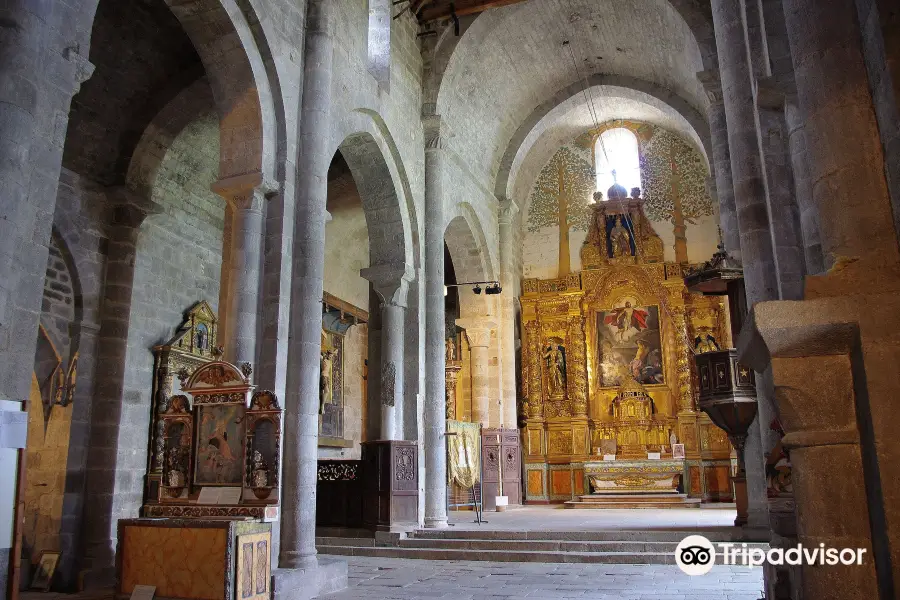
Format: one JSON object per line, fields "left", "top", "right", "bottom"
{"left": 409, "top": 528, "right": 745, "bottom": 542}
{"left": 396, "top": 538, "right": 683, "bottom": 553}
{"left": 315, "top": 543, "right": 764, "bottom": 565}
{"left": 315, "top": 536, "right": 376, "bottom": 547}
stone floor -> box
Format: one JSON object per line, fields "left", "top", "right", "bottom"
{"left": 318, "top": 556, "right": 764, "bottom": 600}
{"left": 447, "top": 505, "right": 739, "bottom": 532}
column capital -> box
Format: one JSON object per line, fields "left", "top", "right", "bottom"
{"left": 211, "top": 172, "right": 279, "bottom": 210}
{"left": 106, "top": 186, "right": 162, "bottom": 229}
{"left": 696, "top": 69, "right": 723, "bottom": 105}
{"left": 498, "top": 198, "right": 520, "bottom": 226}
{"left": 456, "top": 318, "right": 497, "bottom": 347}
{"left": 361, "top": 261, "right": 415, "bottom": 307}
{"left": 423, "top": 114, "right": 450, "bottom": 151}
{"left": 64, "top": 46, "right": 95, "bottom": 95}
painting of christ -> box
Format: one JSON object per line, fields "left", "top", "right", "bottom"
{"left": 195, "top": 404, "right": 245, "bottom": 485}
{"left": 597, "top": 301, "right": 664, "bottom": 387}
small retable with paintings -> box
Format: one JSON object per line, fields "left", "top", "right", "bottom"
{"left": 115, "top": 302, "right": 283, "bottom": 600}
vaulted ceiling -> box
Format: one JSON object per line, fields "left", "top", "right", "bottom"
{"left": 434, "top": 0, "right": 709, "bottom": 198}
{"left": 406, "top": 0, "right": 530, "bottom": 22}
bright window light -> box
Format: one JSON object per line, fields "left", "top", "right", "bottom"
{"left": 595, "top": 128, "right": 641, "bottom": 197}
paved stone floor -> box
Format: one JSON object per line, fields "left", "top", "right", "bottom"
{"left": 318, "top": 556, "right": 764, "bottom": 600}
{"left": 447, "top": 505, "right": 739, "bottom": 532}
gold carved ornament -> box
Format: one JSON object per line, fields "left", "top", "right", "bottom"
{"left": 525, "top": 321, "right": 543, "bottom": 419}
{"left": 566, "top": 316, "right": 588, "bottom": 416}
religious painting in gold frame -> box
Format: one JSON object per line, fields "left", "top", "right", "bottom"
{"left": 595, "top": 299, "right": 664, "bottom": 388}
{"left": 194, "top": 403, "right": 246, "bottom": 486}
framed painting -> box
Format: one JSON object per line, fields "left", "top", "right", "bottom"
{"left": 30, "top": 551, "right": 60, "bottom": 591}
{"left": 596, "top": 301, "right": 664, "bottom": 387}
{"left": 194, "top": 403, "right": 245, "bottom": 486}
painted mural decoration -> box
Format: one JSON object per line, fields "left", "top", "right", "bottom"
{"left": 638, "top": 127, "right": 713, "bottom": 224}
{"left": 596, "top": 300, "right": 664, "bottom": 388}
{"left": 526, "top": 145, "right": 595, "bottom": 234}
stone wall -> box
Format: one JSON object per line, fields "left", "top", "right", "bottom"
{"left": 110, "top": 112, "right": 223, "bottom": 533}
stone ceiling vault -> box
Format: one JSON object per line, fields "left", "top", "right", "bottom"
{"left": 435, "top": 0, "right": 709, "bottom": 196}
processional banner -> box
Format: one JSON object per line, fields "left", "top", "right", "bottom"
{"left": 447, "top": 420, "right": 480, "bottom": 489}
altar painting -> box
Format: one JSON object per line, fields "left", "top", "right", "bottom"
{"left": 195, "top": 404, "right": 245, "bottom": 485}
{"left": 597, "top": 301, "right": 664, "bottom": 387}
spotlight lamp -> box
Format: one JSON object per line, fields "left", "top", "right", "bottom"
{"left": 444, "top": 281, "right": 503, "bottom": 296}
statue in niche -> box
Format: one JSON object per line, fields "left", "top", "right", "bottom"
{"left": 195, "top": 323, "right": 208, "bottom": 351}
{"left": 319, "top": 347, "right": 338, "bottom": 415}
{"left": 694, "top": 332, "right": 721, "bottom": 354}
{"left": 445, "top": 338, "right": 457, "bottom": 362}
{"left": 610, "top": 216, "right": 633, "bottom": 258}
{"left": 543, "top": 342, "right": 567, "bottom": 397}
{"left": 251, "top": 450, "right": 269, "bottom": 488}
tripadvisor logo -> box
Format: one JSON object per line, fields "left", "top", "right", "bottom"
{"left": 676, "top": 535, "right": 716, "bottom": 576}
{"left": 675, "top": 535, "right": 868, "bottom": 575}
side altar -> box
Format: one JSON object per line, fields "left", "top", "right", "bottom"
{"left": 520, "top": 186, "right": 736, "bottom": 504}
{"left": 115, "top": 303, "right": 283, "bottom": 600}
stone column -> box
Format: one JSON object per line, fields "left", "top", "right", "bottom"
{"left": 213, "top": 175, "right": 274, "bottom": 366}
{"left": 711, "top": 0, "right": 779, "bottom": 530}
{"left": 278, "top": 0, "right": 334, "bottom": 573}
{"left": 362, "top": 263, "right": 413, "bottom": 441}
{"left": 741, "top": 307, "right": 882, "bottom": 598}
{"left": 0, "top": 9, "right": 94, "bottom": 594}
{"left": 783, "top": 96, "right": 824, "bottom": 275}
{"left": 82, "top": 194, "right": 161, "bottom": 586}
{"left": 755, "top": 77, "right": 806, "bottom": 301}
{"left": 697, "top": 69, "right": 742, "bottom": 261}
{"left": 782, "top": 0, "right": 900, "bottom": 289}
{"left": 498, "top": 202, "right": 519, "bottom": 428}
{"left": 423, "top": 116, "right": 449, "bottom": 528}
{"left": 457, "top": 319, "right": 496, "bottom": 426}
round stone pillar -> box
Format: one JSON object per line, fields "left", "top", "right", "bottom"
{"left": 213, "top": 177, "right": 273, "bottom": 366}
{"left": 711, "top": 0, "right": 780, "bottom": 531}
{"left": 498, "top": 202, "right": 519, "bottom": 428}
{"left": 782, "top": 0, "right": 900, "bottom": 283}
{"left": 697, "top": 69, "right": 742, "bottom": 261}
{"left": 279, "top": 0, "right": 334, "bottom": 570}
{"left": 423, "top": 116, "right": 449, "bottom": 529}
{"left": 458, "top": 319, "right": 496, "bottom": 427}
{"left": 362, "top": 262, "right": 413, "bottom": 441}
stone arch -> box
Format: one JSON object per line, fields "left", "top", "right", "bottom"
{"left": 126, "top": 78, "right": 216, "bottom": 198}
{"left": 444, "top": 205, "right": 496, "bottom": 318}
{"left": 332, "top": 110, "right": 419, "bottom": 272}
{"left": 495, "top": 74, "right": 712, "bottom": 206}
{"left": 163, "top": 0, "right": 282, "bottom": 183}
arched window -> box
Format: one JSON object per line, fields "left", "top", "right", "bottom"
{"left": 595, "top": 128, "right": 641, "bottom": 197}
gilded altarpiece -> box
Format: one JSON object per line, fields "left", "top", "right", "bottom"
{"left": 521, "top": 195, "right": 734, "bottom": 503}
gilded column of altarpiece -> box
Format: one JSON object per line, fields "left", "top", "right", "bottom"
{"left": 520, "top": 193, "right": 735, "bottom": 503}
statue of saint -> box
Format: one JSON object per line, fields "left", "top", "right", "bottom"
{"left": 319, "top": 347, "right": 338, "bottom": 415}
{"left": 610, "top": 216, "right": 632, "bottom": 257}
{"left": 543, "top": 343, "right": 567, "bottom": 396}
{"left": 445, "top": 338, "right": 456, "bottom": 362}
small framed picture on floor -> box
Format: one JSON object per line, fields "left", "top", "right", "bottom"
{"left": 31, "top": 551, "right": 61, "bottom": 592}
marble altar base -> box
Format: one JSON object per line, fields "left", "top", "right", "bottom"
{"left": 563, "top": 459, "right": 699, "bottom": 508}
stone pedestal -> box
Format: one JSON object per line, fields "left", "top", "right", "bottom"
{"left": 361, "top": 441, "right": 419, "bottom": 531}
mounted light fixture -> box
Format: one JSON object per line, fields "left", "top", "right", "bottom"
{"left": 445, "top": 281, "right": 502, "bottom": 296}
